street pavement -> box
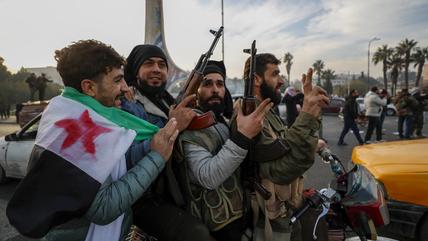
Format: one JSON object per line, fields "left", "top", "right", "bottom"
{"left": 0, "top": 114, "right": 426, "bottom": 241}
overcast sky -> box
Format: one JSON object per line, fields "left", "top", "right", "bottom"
{"left": 1, "top": 0, "right": 428, "bottom": 81}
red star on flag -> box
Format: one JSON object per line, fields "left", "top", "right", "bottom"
{"left": 55, "top": 110, "right": 111, "bottom": 155}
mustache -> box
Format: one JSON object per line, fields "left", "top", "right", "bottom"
{"left": 206, "top": 95, "right": 223, "bottom": 102}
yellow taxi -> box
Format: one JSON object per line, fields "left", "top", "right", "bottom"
{"left": 352, "top": 138, "right": 428, "bottom": 241}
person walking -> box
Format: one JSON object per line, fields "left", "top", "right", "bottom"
{"left": 364, "top": 86, "right": 387, "bottom": 143}
{"left": 338, "top": 89, "right": 364, "bottom": 145}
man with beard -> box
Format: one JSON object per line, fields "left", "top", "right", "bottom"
{"left": 230, "top": 53, "right": 329, "bottom": 241}
{"left": 121, "top": 44, "right": 210, "bottom": 241}
{"left": 174, "top": 60, "right": 272, "bottom": 241}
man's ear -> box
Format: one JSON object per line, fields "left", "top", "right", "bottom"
{"left": 81, "top": 79, "right": 97, "bottom": 97}
{"left": 254, "top": 73, "right": 263, "bottom": 87}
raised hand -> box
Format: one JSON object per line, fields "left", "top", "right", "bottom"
{"left": 169, "top": 95, "right": 197, "bottom": 131}
{"left": 301, "top": 68, "right": 330, "bottom": 117}
{"left": 150, "top": 118, "right": 179, "bottom": 160}
{"left": 235, "top": 98, "right": 272, "bottom": 139}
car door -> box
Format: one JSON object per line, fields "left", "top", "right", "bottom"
{"left": 5, "top": 115, "right": 40, "bottom": 178}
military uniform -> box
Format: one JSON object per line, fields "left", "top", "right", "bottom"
{"left": 174, "top": 109, "right": 251, "bottom": 240}
{"left": 231, "top": 108, "right": 319, "bottom": 241}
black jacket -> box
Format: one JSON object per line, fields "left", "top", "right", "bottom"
{"left": 343, "top": 95, "right": 359, "bottom": 119}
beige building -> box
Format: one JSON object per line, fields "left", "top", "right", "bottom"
{"left": 423, "top": 64, "right": 428, "bottom": 90}
{"left": 26, "top": 66, "right": 63, "bottom": 86}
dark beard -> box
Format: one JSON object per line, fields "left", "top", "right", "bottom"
{"left": 198, "top": 95, "right": 226, "bottom": 117}
{"left": 260, "top": 80, "right": 282, "bottom": 106}
{"left": 137, "top": 78, "right": 166, "bottom": 97}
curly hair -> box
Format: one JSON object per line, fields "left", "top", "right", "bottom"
{"left": 54, "top": 39, "right": 125, "bottom": 91}
{"left": 243, "top": 53, "right": 281, "bottom": 80}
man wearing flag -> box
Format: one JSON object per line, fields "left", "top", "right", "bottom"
{"left": 7, "top": 39, "right": 179, "bottom": 241}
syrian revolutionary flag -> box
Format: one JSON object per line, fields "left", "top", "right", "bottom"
{"left": 7, "top": 87, "right": 158, "bottom": 240}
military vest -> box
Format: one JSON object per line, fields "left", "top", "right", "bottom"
{"left": 174, "top": 122, "right": 244, "bottom": 231}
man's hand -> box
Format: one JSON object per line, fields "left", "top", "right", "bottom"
{"left": 235, "top": 98, "right": 272, "bottom": 139}
{"left": 315, "top": 139, "right": 328, "bottom": 153}
{"left": 150, "top": 118, "right": 179, "bottom": 160}
{"left": 301, "top": 68, "right": 330, "bottom": 117}
{"left": 169, "top": 95, "right": 197, "bottom": 131}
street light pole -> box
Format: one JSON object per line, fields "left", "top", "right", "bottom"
{"left": 367, "top": 37, "right": 380, "bottom": 92}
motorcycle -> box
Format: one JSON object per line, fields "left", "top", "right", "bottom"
{"left": 291, "top": 148, "right": 390, "bottom": 241}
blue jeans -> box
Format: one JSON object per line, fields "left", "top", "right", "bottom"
{"left": 398, "top": 115, "right": 414, "bottom": 138}
{"left": 338, "top": 116, "right": 364, "bottom": 144}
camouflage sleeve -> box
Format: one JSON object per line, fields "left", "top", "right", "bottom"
{"left": 258, "top": 112, "right": 319, "bottom": 184}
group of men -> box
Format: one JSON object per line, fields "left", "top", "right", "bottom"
{"left": 25, "top": 72, "right": 52, "bottom": 101}
{"left": 7, "top": 39, "right": 329, "bottom": 241}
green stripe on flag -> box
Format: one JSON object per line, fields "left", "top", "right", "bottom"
{"left": 62, "top": 87, "right": 158, "bottom": 141}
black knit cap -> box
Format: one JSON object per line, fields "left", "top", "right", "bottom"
{"left": 124, "top": 44, "right": 168, "bottom": 86}
{"left": 203, "top": 60, "right": 233, "bottom": 119}
{"left": 203, "top": 60, "right": 226, "bottom": 80}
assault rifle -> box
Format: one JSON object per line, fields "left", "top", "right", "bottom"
{"left": 176, "top": 26, "right": 223, "bottom": 130}
{"left": 242, "top": 40, "right": 272, "bottom": 200}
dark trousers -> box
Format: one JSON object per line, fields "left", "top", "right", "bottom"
{"left": 338, "top": 116, "right": 364, "bottom": 144}
{"left": 413, "top": 112, "right": 424, "bottom": 136}
{"left": 133, "top": 197, "right": 210, "bottom": 241}
{"left": 365, "top": 116, "right": 382, "bottom": 142}
{"left": 398, "top": 115, "right": 414, "bottom": 138}
{"left": 211, "top": 217, "right": 245, "bottom": 241}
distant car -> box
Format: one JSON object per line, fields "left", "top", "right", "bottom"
{"left": 351, "top": 139, "right": 428, "bottom": 240}
{"left": 18, "top": 101, "right": 48, "bottom": 127}
{"left": 356, "top": 97, "right": 396, "bottom": 116}
{"left": 0, "top": 114, "right": 40, "bottom": 183}
{"left": 322, "top": 97, "right": 345, "bottom": 114}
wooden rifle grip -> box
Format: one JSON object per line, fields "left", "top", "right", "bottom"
{"left": 243, "top": 97, "right": 256, "bottom": 116}
{"left": 187, "top": 111, "right": 217, "bottom": 130}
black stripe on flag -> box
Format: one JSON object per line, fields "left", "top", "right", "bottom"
{"left": 7, "top": 145, "right": 101, "bottom": 238}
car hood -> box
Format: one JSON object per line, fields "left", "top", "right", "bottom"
{"left": 352, "top": 139, "right": 428, "bottom": 206}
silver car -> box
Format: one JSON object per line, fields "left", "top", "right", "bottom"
{"left": 0, "top": 114, "right": 40, "bottom": 183}
{"left": 356, "top": 97, "right": 397, "bottom": 116}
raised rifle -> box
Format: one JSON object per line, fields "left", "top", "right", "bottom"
{"left": 242, "top": 40, "right": 272, "bottom": 200}
{"left": 176, "top": 26, "right": 223, "bottom": 130}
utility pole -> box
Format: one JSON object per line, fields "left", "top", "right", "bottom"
{"left": 367, "top": 37, "right": 380, "bottom": 92}
{"left": 221, "top": 0, "right": 224, "bottom": 61}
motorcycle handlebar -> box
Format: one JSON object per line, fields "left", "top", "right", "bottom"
{"left": 290, "top": 192, "right": 323, "bottom": 224}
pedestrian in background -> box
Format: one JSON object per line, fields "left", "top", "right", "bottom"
{"left": 338, "top": 89, "right": 364, "bottom": 145}
{"left": 395, "top": 88, "right": 418, "bottom": 139}
{"left": 364, "top": 86, "right": 387, "bottom": 143}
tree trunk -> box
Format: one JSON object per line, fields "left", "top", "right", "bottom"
{"left": 415, "top": 63, "right": 424, "bottom": 87}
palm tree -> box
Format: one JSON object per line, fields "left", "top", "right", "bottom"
{"left": 396, "top": 38, "right": 418, "bottom": 88}
{"left": 411, "top": 47, "right": 428, "bottom": 87}
{"left": 312, "top": 60, "right": 324, "bottom": 86}
{"left": 321, "top": 69, "right": 336, "bottom": 94}
{"left": 283, "top": 52, "right": 293, "bottom": 86}
{"left": 372, "top": 45, "right": 393, "bottom": 91}
{"left": 389, "top": 53, "right": 403, "bottom": 95}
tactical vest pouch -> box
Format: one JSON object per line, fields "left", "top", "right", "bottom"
{"left": 253, "top": 139, "right": 290, "bottom": 163}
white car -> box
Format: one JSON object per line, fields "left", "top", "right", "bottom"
{"left": 0, "top": 114, "right": 40, "bottom": 183}
{"left": 356, "top": 97, "right": 397, "bottom": 116}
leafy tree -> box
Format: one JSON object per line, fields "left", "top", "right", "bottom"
{"left": 396, "top": 38, "right": 418, "bottom": 88}
{"left": 283, "top": 52, "right": 293, "bottom": 86}
{"left": 0, "top": 57, "right": 12, "bottom": 81}
{"left": 372, "top": 44, "right": 393, "bottom": 90}
{"left": 411, "top": 47, "right": 428, "bottom": 87}
{"left": 321, "top": 69, "right": 335, "bottom": 94}
{"left": 10, "top": 67, "right": 31, "bottom": 82}
{"left": 312, "top": 60, "right": 324, "bottom": 86}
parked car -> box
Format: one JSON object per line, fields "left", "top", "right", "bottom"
{"left": 322, "top": 97, "right": 345, "bottom": 114}
{"left": 351, "top": 139, "right": 428, "bottom": 240}
{"left": 0, "top": 114, "right": 41, "bottom": 183}
{"left": 356, "top": 97, "right": 396, "bottom": 116}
